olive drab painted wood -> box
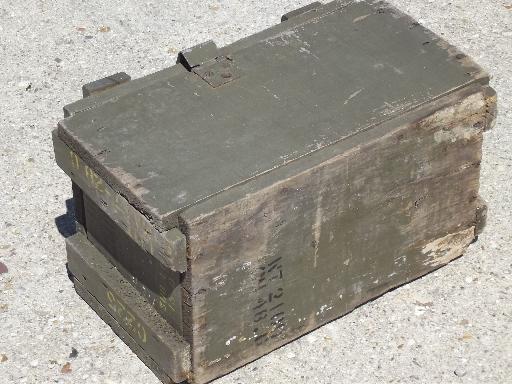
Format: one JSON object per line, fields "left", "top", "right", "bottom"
{"left": 53, "top": 132, "right": 188, "bottom": 272}
{"left": 66, "top": 233, "right": 191, "bottom": 382}
{"left": 181, "top": 85, "right": 496, "bottom": 382}
{"left": 53, "top": 1, "right": 497, "bottom": 383}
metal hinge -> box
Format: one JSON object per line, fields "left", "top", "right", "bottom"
{"left": 177, "top": 40, "right": 240, "bottom": 88}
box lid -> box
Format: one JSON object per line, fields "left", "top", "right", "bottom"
{"left": 57, "top": 0, "right": 487, "bottom": 229}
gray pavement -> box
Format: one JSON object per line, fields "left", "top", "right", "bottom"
{"left": 0, "top": 0, "right": 511, "bottom": 383}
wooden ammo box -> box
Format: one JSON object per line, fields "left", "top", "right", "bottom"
{"left": 53, "top": 1, "right": 497, "bottom": 383}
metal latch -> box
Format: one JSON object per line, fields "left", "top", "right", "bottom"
{"left": 177, "top": 40, "right": 240, "bottom": 88}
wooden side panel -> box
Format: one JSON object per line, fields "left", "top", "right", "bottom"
{"left": 183, "top": 87, "right": 496, "bottom": 383}
{"left": 66, "top": 233, "right": 191, "bottom": 382}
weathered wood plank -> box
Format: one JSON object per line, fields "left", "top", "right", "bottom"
{"left": 54, "top": 131, "right": 187, "bottom": 272}
{"left": 73, "top": 280, "right": 176, "bottom": 384}
{"left": 66, "top": 233, "right": 191, "bottom": 382}
{"left": 83, "top": 194, "right": 183, "bottom": 333}
{"left": 181, "top": 86, "right": 495, "bottom": 383}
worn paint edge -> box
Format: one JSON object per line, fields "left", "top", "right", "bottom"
{"left": 182, "top": 84, "right": 494, "bottom": 227}
{"left": 422, "top": 227, "right": 475, "bottom": 267}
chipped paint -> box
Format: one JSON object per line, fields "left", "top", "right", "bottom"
{"left": 353, "top": 14, "right": 371, "bottom": 23}
{"left": 312, "top": 195, "right": 323, "bottom": 268}
{"left": 212, "top": 274, "right": 227, "bottom": 289}
{"left": 235, "top": 261, "right": 252, "bottom": 272}
{"left": 207, "top": 358, "right": 221, "bottom": 367}
{"left": 394, "top": 255, "right": 407, "bottom": 266}
{"left": 422, "top": 227, "right": 475, "bottom": 267}
{"left": 173, "top": 190, "right": 188, "bottom": 204}
{"left": 212, "top": 274, "right": 227, "bottom": 283}
{"left": 433, "top": 124, "right": 480, "bottom": 143}
{"left": 422, "top": 92, "right": 485, "bottom": 130}
{"left": 344, "top": 88, "right": 364, "bottom": 105}
{"left": 318, "top": 304, "right": 333, "bottom": 314}
{"left": 264, "top": 29, "right": 300, "bottom": 47}
{"left": 299, "top": 47, "right": 320, "bottom": 60}
{"left": 391, "top": 66, "right": 404, "bottom": 75}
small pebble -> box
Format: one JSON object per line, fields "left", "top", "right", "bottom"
{"left": 61, "top": 362, "right": 72, "bottom": 374}
{"left": 17, "top": 81, "right": 31, "bottom": 89}
{"left": 69, "top": 347, "right": 78, "bottom": 358}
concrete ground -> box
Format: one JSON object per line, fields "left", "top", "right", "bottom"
{"left": 0, "top": 0, "right": 510, "bottom": 383}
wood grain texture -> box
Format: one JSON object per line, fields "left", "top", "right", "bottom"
{"left": 83, "top": 194, "right": 184, "bottom": 333}
{"left": 66, "top": 233, "right": 191, "bottom": 382}
{"left": 73, "top": 280, "right": 178, "bottom": 384}
{"left": 181, "top": 86, "right": 496, "bottom": 384}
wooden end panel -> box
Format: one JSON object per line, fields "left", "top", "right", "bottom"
{"left": 53, "top": 131, "right": 187, "bottom": 272}
{"left": 73, "top": 280, "right": 178, "bottom": 384}
{"left": 66, "top": 233, "right": 191, "bottom": 383}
